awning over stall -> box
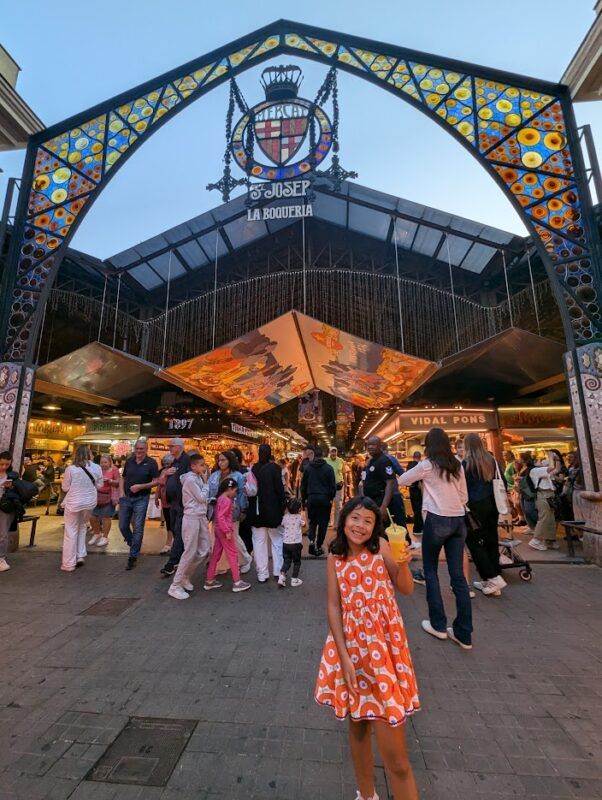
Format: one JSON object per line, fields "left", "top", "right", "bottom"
{"left": 35, "top": 342, "right": 164, "bottom": 406}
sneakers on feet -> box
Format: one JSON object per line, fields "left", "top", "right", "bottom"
{"left": 0, "top": 558, "right": 10, "bottom": 572}
{"left": 277, "top": 574, "right": 287, "bottom": 588}
{"left": 491, "top": 575, "right": 507, "bottom": 589}
{"left": 421, "top": 620, "right": 448, "bottom": 640}
{"left": 240, "top": 558, "right": 253, "bottom": 574}
{"left": 308, "top": 543, "right": 317, "bottom": 556}
{"left": 60, "top": 565, "right": 75, "bottom": 572}
{"left": 232, "top": 580, "right": 251, "bottom": 592}
{"left": 528, "top": 537, "right": 547, "bottom": 551}
{"left": 126, "top": 557, "right": 136, "bottom": 571}
{"left": 182, "top": 581, "right": 194, "bottom": 592}
{"left": 412, "top": 569, "right": 426, "bottom": 586}
{"left": 88, "top": 534, "right": 99, "bottom": 546}
{"left": 96, "top": 536, "right": 109, "bottom": 547}
{"left": 447, "top": 627, "right": 473, "bottom": 650}
{"left": 204, "top": 580, "right": 222, "bottom": 591}
{"left": 291, "top": 577, "right": 303, "bottom": 587}
{"left": 76, "top": 559, "right": 85, "bottom": 567}
{"left": 355, "top": 791, "right": 379, "bottom": 800}
{"left": 315, "top": 547, "right": 325, "bottom": 557}
{"left": 473, "top": 580, "right": 501, "bottom": 596}
{"left": 160, "top": 563, "right": 176, "bottom": 576}
{"left": 168, "top": 585, "right": 189, "bottom": 600}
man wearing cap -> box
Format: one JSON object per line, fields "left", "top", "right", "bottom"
{"left": 325, "top": 446, "right": 345, "bottom": 527}
{"left": 160, "top": 437, "right": 190, "bottom": 576}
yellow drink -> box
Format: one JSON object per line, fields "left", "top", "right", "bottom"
{"left": 387, "top": 525, "right": 408, "bottom": 561}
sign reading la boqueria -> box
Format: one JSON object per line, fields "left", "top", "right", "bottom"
{"left": 246, "top": 179, "right": 313, "bottom": 221}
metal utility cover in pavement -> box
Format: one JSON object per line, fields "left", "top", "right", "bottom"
{"left": 80, "top": 598, "right": 140, "bottom": 617}
{"left": 87, "top": 717, "right": 196, "bottom": 786}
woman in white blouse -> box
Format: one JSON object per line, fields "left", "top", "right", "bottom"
{"left": 397, "top": 427, "right": 473, "bottom": 650}
{"left": 528, "top": 453, "right": 558, "bottom": 551}
{"left": 61, "top": 445, "right": 103, "bottom": 572}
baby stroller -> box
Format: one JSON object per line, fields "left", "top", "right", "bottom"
{"left": 498, "top": 517, "right": 533, "bottom": 582}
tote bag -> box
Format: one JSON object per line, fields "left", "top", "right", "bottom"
{"left": 492, "top": 459, "right": 509, "bottom": 515}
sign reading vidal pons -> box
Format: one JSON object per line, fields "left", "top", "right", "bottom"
{"left": 246, "top": 179, "right": 313, "bottom": 221}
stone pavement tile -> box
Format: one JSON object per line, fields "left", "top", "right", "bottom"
{"left": 471, "top": 771, "right": 525, "bottom": 796}
{"left": 0, "top": 771, "right": 76, "bottom": 800}
{"left": 506, "top": 755, "right": 559, "bottom": 776}
{"left": 565, "top": 778, "right": 602, "bottom": 798}
{"left": 554, "top": 758, "right": 602, "bottom": 780}
{"left": 518, "top": 774, "right": 578, "bottom": 798}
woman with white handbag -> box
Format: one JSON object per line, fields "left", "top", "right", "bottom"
{"left": 463, "top": 433, "right": 508, "bottom": 597}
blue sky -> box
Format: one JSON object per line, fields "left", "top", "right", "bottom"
{"left": 1, "top": 0, "right": 601, "bottom": 259}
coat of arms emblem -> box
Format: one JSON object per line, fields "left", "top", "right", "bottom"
{"left": 231, "top": 66, "right": 332, "bottom": 181}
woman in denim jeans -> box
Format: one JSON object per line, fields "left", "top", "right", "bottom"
{"left": 398, "top": 428, "right": 473, "bottom": 650}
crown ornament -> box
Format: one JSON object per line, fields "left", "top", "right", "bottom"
{"left": 260, "top": 65, "right": 303, "bottom": 101}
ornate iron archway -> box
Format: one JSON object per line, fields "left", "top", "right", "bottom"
{"left": 1, "top": 19, "right": 601, "bottom": 494}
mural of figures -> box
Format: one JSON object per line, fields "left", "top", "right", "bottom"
{"left": 297, "top": 313, "right": 437, "bottom": 408}
{"left": 161, "top": 314, "right": 311, "bottom": 414}
{"left": 161, "top": 312, "right": 437, "bottom": 412}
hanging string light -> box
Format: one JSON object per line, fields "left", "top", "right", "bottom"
{"left": 526, "top": 249, "right": 541, "bottom": 336}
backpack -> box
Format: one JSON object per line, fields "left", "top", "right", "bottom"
{"left": 244, "top": 470, "right": 258, "bottom": 498}
{"left": 518, "top": 473, "right": 537, "bottom": 501}
{"left": 13, "top": 478, "right": 40, "bottom": 503}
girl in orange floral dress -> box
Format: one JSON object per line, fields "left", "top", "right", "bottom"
{"left": 315, "top": 496, "right": 420, "bottom": 800}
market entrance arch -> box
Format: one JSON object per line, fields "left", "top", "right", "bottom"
{"left": 1, "top": 19, "right": 600, "bottom": 499}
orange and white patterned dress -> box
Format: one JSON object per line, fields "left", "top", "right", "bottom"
{"left": 315, "top": 549, "right": 420, "bottom": 726}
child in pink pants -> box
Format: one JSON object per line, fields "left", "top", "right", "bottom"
{"left": 204, "top": 478, "right": 251, "bottom": 593}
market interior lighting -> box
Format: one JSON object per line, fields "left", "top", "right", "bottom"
{"left": 363, "top": 413, "right": 389, "bottom": 439}
{"left": 42, "top": 404, "right": 61, "bottom": 411}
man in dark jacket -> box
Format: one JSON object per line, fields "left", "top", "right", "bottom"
{"left": 248, "top": 444, "right": 285, "bottom": 582}
{"left": 301, "top": 447, "right": 335, "bottom": 557}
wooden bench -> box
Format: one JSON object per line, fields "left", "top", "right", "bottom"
{"left": 21, "top": 514, "right": 41, "bottom": 547}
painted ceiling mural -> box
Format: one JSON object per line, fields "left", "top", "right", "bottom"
{"left": 160, "top": 312, "right": 437, "bottom": 412}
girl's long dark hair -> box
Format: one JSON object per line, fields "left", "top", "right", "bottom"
{"left": 424, "top": 427, "right": 461, "bottom": 482}
{"left": 329, "top": 496, "right": 384, "bottom": 558}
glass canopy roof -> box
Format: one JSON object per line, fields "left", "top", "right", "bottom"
{"left": 106, "top": 180, "right": 524, "bottom": 292}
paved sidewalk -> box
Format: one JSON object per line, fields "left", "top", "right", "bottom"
{"left": 0, "top": 552, "right": 601, "bottom": 799}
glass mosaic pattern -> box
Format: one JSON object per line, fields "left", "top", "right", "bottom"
{"left": 5, "top": 26, "right": 600, "bottom": 359}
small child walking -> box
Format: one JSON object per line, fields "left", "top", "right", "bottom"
{"left": 204, "top": 478, "right": 251, "bottom": 593}
{"left": 315, "top": 496, "right": 420, "bottom": 800}
{"left": 168, "top": 454, "right": 210, "bottom": 600}
{"left": 278, "top": 497, "right": 305, "bottom": 588}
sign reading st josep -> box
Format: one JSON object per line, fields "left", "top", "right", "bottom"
{"left": 246, "top": 179, "right": 313, "bottom": 221}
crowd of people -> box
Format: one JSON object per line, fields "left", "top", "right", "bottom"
{"left": 0, "top": 428, "right": 583, "bottom": 800}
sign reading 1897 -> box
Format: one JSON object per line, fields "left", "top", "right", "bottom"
{"left": 246, "top": 179, "right": 313, "bottom": 221}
